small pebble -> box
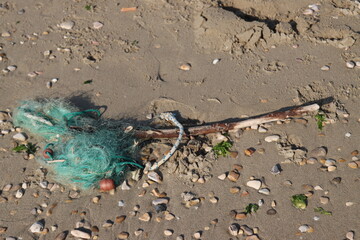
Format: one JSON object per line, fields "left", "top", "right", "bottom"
{"left": 29, "top": 220, "right": 44, "bottom": 233}
{"left": 164, "top": 229, "right": 173, "bottom": 236}
{"left": 209, "top": 197, "right": 218, "bottom": 204}
{"left": 242, "top": 225, "right": 253, "bottom": 235}
{"left": 28, "top": 72, "right": 38, "bottom": 77}
{"left": 71, "top": 229, "right": 91, "bottom": 239}
{"left": 258, "top": 188, "right": 270, "bottom": 195}
{"left": 270, "top": 164, "right": 281, "bottom": 175}
{"left": 193, "top": 231, "right": 201, "bottom": 239}
{"left": 246, "top": 235, "right": 260, "bottom": 240}
{"left": 307, "top": 157, "right": 317, "bottom": 164}
{"left": 93, "top": 21, "right": 104, "bottom": 29}
{"left": 139, "top": 212, "right": 151, "bottom": 222}
{"left": 310, "top": 147, "right": 327, "bottom": 158}
{"left": 313, "top": 216, "right": 320, "bottom": 221}
{"left": 299, "top": 225, "right": 310, "bottom": 233}
{"left": 320, "top": 196, "right": 329, "bottom": 204}
{"left": 121, "top": 180, "right": 131, "bottom": 190}
{"left": 345, "top": 202, "right": 354, "bottom": 207}
{"left": 229, "top": 223, "right": 240, "bottom": 236}
{"left": 244, "top": 148, "right": 256, "bottom": 156}
{"left": 264, "top": 135, "right": 280, "bottom": 142}
{"left": 218, "top": 173, "right": 227, "bottom": 180}
{"left": 230, "top": 187, "right": 240, "bottom": 194}
{"left": 115, "top": 215, "right": 126, "bottom": 224}
{"left": 164, "top": 212, "right": 175, "bottom": 220}
{"left": 212, "top": 58, "right": 220, "bottom": 64}
{"left": 271, "top": 200, "right": 276, "bottom": 208}
{"left": 321, "top": 65, "right": 330, "bottom": 71}
{"left": 258, "top": 126, "right": 268, "bottom": 133}
{"left": 102, "top": 220, "right": 113, "bottom": 228}
{"left": 54, "top": 231, "right": 67, "bottom": 240}
{"left": 331, "top": 177, "right": 342, "bottom": 184}
{"left": 92, "top": 196, "right": 100, "bottom": 203}
{"left": 13, "top": 132, "right": 27, "bottom": 141}
{"left": 1, "top": 31, "right": 11, "bottom": 37}
{"left": 348, "top": 162, "right": 358, "bottom": 169}
{"left": 345, "top": 132, "right": 351, "bottom": 137}
{"left": 176, "top": 235, "right": 185, "bottom": 240}
{"left": 246, "top": 180, "right": 262, "bottom": 190}
{"left": 179, "top": 63, "right": 191, "bottom": 71}
{"left": 346, "top": 231, "right": 354, "bottom": 240}
{"left": 147, "top": 171, "right": 162, "bottom": 183}
{"left": 327, "top": 165, "right": 337, "bottom": 172}
{"left": 118, "top": 232, "right": 129, "bottom": 239}
{"left": 324, "top": 159, "right": 336, "bottom": 166}
{"left": 60, "top": 21, "right": 75, "bottom": 30}
{"left": 235, "top": 212, "right": 247, "bottom": 220}
{"left": 266, "top": 208, "right": 277, "bottom": 215}
{"left": 2, "top": 184, "right": 12, "bottom": 192}
{"left": 346, "top": 61, "right": 355, "bottom": 69}
{"left": 227, "top": 170, "right": 240, "bottom": 182}
{"left": 15, "top": 189, "right": 24, "bottom": 198}
{"left": 303, "top": 8, "right": 314, "bottom": 15}
{"left": 134, "top": 229, "right": 143, "bottom": 236}
{"left": 6, "top": 65, "right": 17, "bottom": 72}
{"left": 152, "top": 198, "right": 169, "bottom": 206}
{"left": 118, "top": 200, "right": 125, "bottom": 207}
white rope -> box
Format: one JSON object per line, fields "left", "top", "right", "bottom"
{"left": 149, "top": 112, "right": 184, "bottom": 171}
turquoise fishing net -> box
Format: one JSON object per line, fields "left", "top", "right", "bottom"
{"left": 13, "top": 99, "right": 142, "bottom": 189}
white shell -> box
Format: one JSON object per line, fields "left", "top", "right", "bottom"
{"left": 346, "top": 61, "right": 355, "bottom": 69}
{"left": 70, "top": 230, "right": 91, "bottom": 239}
{"left": 6, "top": 65, "right": 17, "bottom": 72}
{"left": 303, "top": 9, "right": 314, "bottom": 15}
{"left": 212, "top": 58, "right": 220, "bottom": 65}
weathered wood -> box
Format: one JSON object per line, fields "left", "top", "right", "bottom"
{"left": 134, "top": 103, "right": 320, "bottom": 139}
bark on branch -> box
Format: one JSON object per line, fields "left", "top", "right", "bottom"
{"left": 134, "top": 103, "right": 320, "bottom": 139}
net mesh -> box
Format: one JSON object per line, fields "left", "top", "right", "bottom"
{"left": 13, "top": 99, "right": 142, "bottom": 189}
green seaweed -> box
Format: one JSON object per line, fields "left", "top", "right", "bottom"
{"left": 314, "top": 207, "right": 332, "bottom": 215}
{"left": 315, "top": 113, "right": 326, "bottom": 131}
{"left": 245, "top": 203, "right": 259, "bottom": 214}
{"left": 291, "top": 194, "right": 308, "bottom": 209}
{"left": 212, "top": 141, "right": 233, "bottom": 157}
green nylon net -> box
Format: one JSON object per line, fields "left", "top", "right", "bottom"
{"left": 13, "top": 99, "right": 142, "bottom": 189}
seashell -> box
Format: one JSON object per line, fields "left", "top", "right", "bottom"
{"left": 147, "top": 171, "right": 162, "bottom": 183}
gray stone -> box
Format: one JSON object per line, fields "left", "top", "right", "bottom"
{"left": 60, "top": 21, "right": 75, "bottom": 30}
{"left": 13, "top": 132, "right": 27, "bottom": 141}
{"left": 29, "top": 220, "right": 44, "bottom": 233}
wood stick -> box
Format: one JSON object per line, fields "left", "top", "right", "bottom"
{"left": 134, "top": 103, "right": 320, "bottom": 139}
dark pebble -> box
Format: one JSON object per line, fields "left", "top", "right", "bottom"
{"left": 331, "top": 177, "right": 342, "bottom": 185}
{"left": 155, "top": 204, "right": 167, "bottom": 213}
{"left": 266, "top": 209, "right": 277, "bottom": 215}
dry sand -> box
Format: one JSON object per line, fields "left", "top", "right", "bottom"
{"left": 1, "top": 0, "right": 360, "bottom": 239}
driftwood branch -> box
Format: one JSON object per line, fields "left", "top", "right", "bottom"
{"left": 134, "top": 103, "right": 320, "bottom": 139}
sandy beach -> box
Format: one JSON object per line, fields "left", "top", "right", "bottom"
{"left": 1, "top": 0, "right": 360, "bottom": 239}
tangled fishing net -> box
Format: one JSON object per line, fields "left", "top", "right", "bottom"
{"left": 13, "top": 99, "right": 143, "bottom": 189}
